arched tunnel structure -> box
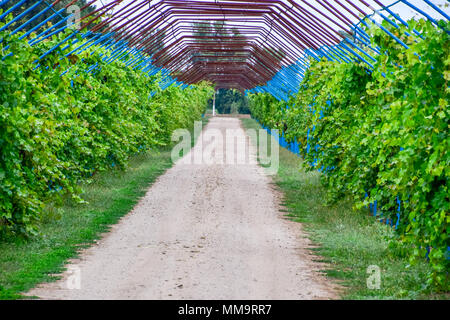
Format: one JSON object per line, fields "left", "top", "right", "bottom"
{"left": 1, "top": 0, "right": 448, "bottom": 97}
{"left": 0, "top": 0, "right": 449, "bottom": 292}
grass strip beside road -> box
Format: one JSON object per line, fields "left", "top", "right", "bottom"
{"left": 241, "top": 118, "right": 447, "bottom": 300}
{"left": 0, "top": 120, "right": 207, "bottom": 300}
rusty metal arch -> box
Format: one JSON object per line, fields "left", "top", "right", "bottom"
{"left": 1, "top": 0, "right": 448, "bottom": 94}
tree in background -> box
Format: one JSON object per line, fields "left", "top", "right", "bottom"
{"left": 209, "top": 89, "right": 250, "bottom": 114}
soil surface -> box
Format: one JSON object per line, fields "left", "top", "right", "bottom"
{"left": 27, "top": 117, "right": 337, "bottom": 300}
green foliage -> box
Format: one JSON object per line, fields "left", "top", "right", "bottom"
{"left": 0, "top": 22, "right": 213, "bottom": 238}
{"left": 209, "top": 88, "right": 250, "bottom": 114}
{"left": 242, "top": 117, "right": 447, "bottom": 299}
{"left": 248, "top": 92, "right": 286, "bottom": 129}
{"left": 249, "top": 19, "right": 449, "bottom": 290}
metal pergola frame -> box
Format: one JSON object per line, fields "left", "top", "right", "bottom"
{"left": 0, "top": 0, "right": 448, "bottom": 94}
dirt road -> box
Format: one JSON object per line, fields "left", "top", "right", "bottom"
{"left": 27, "top": 117, "right": 336, "bottom": 300}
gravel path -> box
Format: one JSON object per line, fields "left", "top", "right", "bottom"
{"left": 27, "top": 117, "right": 337, "bottom": 300}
